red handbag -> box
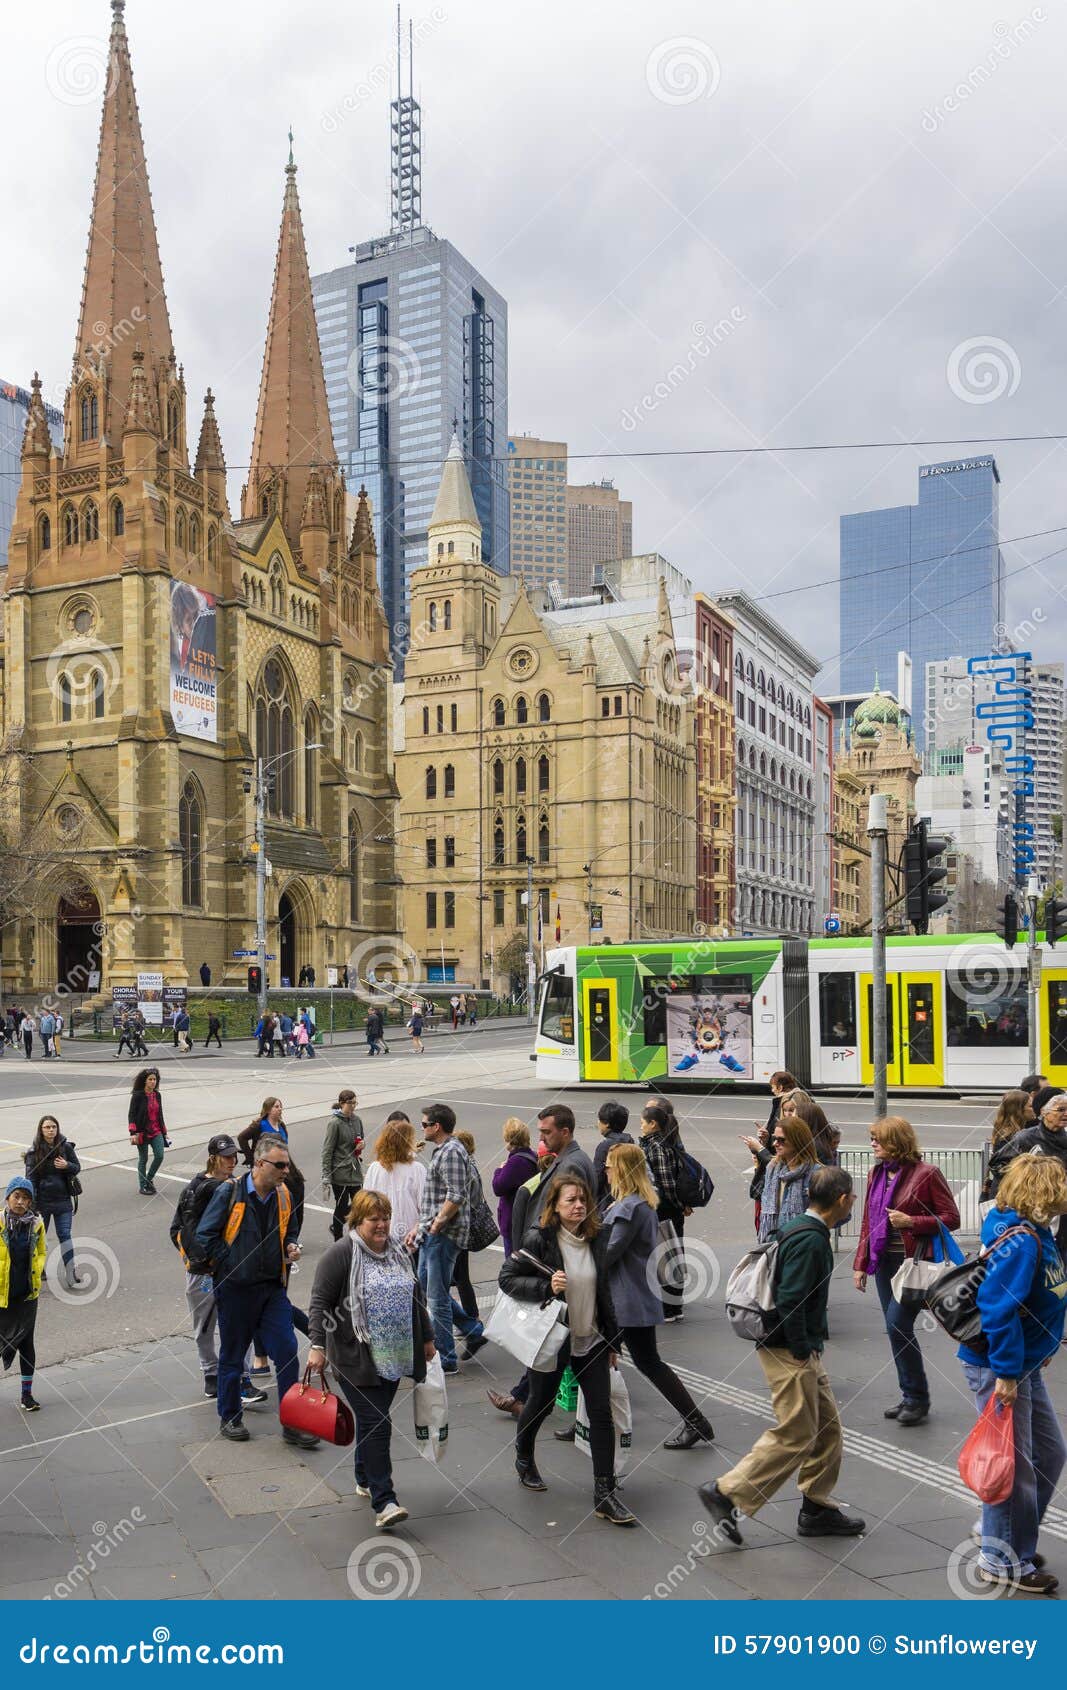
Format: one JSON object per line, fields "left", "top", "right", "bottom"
{"left": 958, "top": 1396, "right": 1015, "bottom": 1503}
{"left": 279, "top": 1363, "right": 355, "bottom": 1446}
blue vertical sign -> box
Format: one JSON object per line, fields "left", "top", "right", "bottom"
{"left": 966, "top": 650, "right": 1035, "bottom": 881}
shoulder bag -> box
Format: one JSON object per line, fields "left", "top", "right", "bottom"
{"left": 890, "top": 1221, "right": 965, "bottom": 1308}
{"left": 925, "top": 1223, "right": 1040, "bottom": 1349}
{"left": 484, "top": 1248, "right": 569, "bottom": 1370}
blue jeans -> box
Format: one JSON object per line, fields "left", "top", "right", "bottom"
{"left": 40, "top": 1203, "right": 74, "bottom": 1268}
{"left": 962, "top": 1362, "right": 1066, "bottom": 1574}
{"left": 137, "top": 1136, "right": 165, "bottom": 1190}
{"left": 339, "top": 1377, "right": 400, "bottom": 1510}
{"left": 874, "top": 1258, "right": 929, "bottom": 1406}
{"left": 417, "top": 1233, "right": 482, "bottom": 1367}
{"left": 215, "top": 1282, "right": 299, "bottom": 1425}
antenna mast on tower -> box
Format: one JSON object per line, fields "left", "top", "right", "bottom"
{"left": 390, "top": 8, "right": 422, "bottom": 233}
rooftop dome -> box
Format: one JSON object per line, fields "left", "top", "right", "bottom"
{"left": 852, "top": 680, "right": 901, "bottom": 739}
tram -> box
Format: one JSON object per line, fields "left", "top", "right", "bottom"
{"left": 532, "top": 934, "right": 1067, "bottom": 1092}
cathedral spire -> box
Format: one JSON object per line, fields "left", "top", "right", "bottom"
{"left": 195, "top": 388, "right": 226, "bottom": 475}
{"left": 349, "top": 486, "right": 374, "bottom": 559}
{"left": 21, "top": 374, "right": 53, "bottom": 460}
{"left": 242, "top": 148, "right": 339, "bottom": 551}
{"left": 72, "top": 0, "right": 175, "bottom": 438}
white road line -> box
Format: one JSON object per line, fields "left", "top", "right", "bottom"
{"left": 0, "top": 1398, "right": 209, "bottom": 1459}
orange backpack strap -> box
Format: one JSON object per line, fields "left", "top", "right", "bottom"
{"left": 277, "top": 1183, "right": 292, "bottom": 1274}
{"left": 223, "top": 1181, "right": 247, "bottom": 1247}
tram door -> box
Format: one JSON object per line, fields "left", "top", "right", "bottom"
{"left": 1042, "top": 973, "right": 1067, "bottom": 1088}
{"left": 580, "top": 978, "right": 619, "bottom": 1081}
{"left": 859, "top": 972, "right": 944, "bottom": 1088}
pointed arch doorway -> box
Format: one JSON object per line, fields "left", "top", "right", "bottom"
{"left": 278, "top": 890, "right": 296, "bottom": 988}
{"left": 56, "top": 883, "right": 101, "bottom": 992}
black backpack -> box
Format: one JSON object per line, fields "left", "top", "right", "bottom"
{"left": 174, "top": 1175, "right": 229, "bottom": 1272}
{"left": 674, "top": 1142, "right": 715, "bottom": 1209}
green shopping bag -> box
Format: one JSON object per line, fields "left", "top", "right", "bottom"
{"left": 555, "top": 1364, "right": 578, "bottom": 1413}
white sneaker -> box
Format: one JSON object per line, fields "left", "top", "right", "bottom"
{"left": 355, "top": 1484, "right": 371, "bottom": 1499}
{"left": 375, "top": 1501, "right": 408, "bottom": 1530}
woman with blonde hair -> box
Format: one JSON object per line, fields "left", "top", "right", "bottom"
{"left": 491, "top": 1117, "right": 538, "bottom": 1255}
{"left": 853, "top": 1116, "right": 960, "bottom": 1426}
{"left": 363, "top": 1114, "right": 427, "bottom": 1244}
{"left": 757, "top": 1115, "right": 818, "bottom": 1244}
{"left": 958, "top": 1153, "right": 1067, "bottom": 1594}
{"left": 604, "top": 1143, "right": 714, "bottom": 1450}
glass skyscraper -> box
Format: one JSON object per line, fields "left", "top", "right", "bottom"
{"left": 313, "top": 230, "right": 508, "bottom": 659}
{"left": 0, "top": 378, "right": 64, "bottom": 568}
{"left": 838, "top": 456, "right": 1004, "bottom": 748}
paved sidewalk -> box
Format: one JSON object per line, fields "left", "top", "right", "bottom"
{"left": 7, "top": 1016, "right": 527, "bottom": 1064}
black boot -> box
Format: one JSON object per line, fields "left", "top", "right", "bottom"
{"left": 515, "top": 1454, "right": 547, "bottom": 1491}
{"left": 663, "top": 1411, "right": 714, "bottom": 1450}
{"left": 553, "top": 1423, "right": 576, "bottom": 1442}
{"left": 594, "top": 1476, "right": 636, "bottom": 1526}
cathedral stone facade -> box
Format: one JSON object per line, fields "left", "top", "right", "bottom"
{"left": 0, "top": 1, "right": 397, "bottom": 996}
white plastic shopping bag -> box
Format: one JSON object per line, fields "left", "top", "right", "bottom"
{"left": 574, "top": 1366, "right": 632, "bottom": 1475}
{"left": 413, "top": 1353, "right": 449, "bottom": 1464}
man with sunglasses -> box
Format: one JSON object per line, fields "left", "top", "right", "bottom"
{"left": 195, "top": 1134, "right": 316, "bottom": 1447}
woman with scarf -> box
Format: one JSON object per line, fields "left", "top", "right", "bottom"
{"left": 757, "top": 1114, "right": 818, "bottom": 1243}
{"left": 853, "top": 1116, "right": 960, "bottom": 1426}
{"left": 0, "top": 1177, "right": 47, "bottom": 1411}
{"left": 127, "top": 1067, "right": 168, "bottom": 1195}
{"left": 24, "top": 1116, "right": 82, "bottom": 1289}
{"left": 308, "top": 1188, "right": 435, "bottom": 1531}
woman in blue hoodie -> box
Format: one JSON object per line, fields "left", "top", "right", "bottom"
{"left": 959, "top": 1152, "right": 1067, "bottom": 1596}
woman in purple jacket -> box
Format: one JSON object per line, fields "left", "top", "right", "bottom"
{"left": 491, "top": 1119, "right": 538, "bottom": 1255}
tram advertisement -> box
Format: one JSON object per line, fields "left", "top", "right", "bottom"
{"left": 665, "top": 975, "right": 754, "bottom": 1077}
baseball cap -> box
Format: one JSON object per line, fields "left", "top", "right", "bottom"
{"left": 208, "top": 1134, "right": 239, "bottom": 1158}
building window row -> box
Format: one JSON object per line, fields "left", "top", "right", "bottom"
{"left": 424, "top": 764, "right": 456, "bottom": 799}
{"left": 491, "top": 693, "right": 550, "bottom": 727}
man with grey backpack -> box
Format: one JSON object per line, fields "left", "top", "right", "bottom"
{"left": 702, "top": 1165, "right": 864, "bottom": 1545}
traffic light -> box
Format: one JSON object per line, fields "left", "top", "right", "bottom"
{"left": 247, "top": 965, "right": 262, "bottom": 994}
{"left": 998, "top": 893, "right": 1019, "bottom": 949}
{"left": 1046, "top": 897, "right": 1066, "bottom": 948}
{"left": 903, "top": 818, "right": 952, "bottom": 934}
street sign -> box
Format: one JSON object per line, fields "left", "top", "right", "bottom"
{"left": 232, "top": 950, "right": 275, "bottom": 959}
{"left": 233, "top": 950, "right": 256, "bottom": 957}
{"left": 824, "top": 915, "right": 842, "bottom": 934}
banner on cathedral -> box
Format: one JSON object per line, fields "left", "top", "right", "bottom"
{"left": 169, "top": 580, "right": 218, "bottom": 742}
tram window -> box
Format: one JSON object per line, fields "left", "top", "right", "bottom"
{"left": 818, "top": 974, "right": 856, "bottom": 1044}
{"left": 946, "top": 969, "right": 1028, "bottom": 1046}
{"left": 540, "top": 973, "right": 574, "bottom": 1044}
{"left": 1048, "top": 981, "right": 1067, "bottom": 1067}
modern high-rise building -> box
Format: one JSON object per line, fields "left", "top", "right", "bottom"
{"left": 838, "top": 456, "right": 1004, "bottom": 747}
{"left": 0, "top": 379, "right": 63, "bottom": 569}
{"left": 1030, "top": 663, "right": 1064, "bottom": 887}
{"left": 507, "top": 436, "right": 567, "bottom": 590}
{"left": 312, "top": 31, "right": 508, "bottom": 656}
{"left": 567, "top": 480, "right": 632, "bottom": 596}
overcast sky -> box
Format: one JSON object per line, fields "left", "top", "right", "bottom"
{"left": 6, "top": 0, "right": 1067, "bottom": 687}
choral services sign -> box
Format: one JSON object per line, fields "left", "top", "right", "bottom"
{"left": 169, "top": 579, "right": 217, "bottom": 741}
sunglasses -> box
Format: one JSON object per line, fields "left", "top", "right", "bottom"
{"left": 772, "top": 1136, "right": 786, "bottom": 1145}
{"left": 265, "top": 1159, "right": 290, "bottom": 1170}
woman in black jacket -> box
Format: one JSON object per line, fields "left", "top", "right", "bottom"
{"left": 498, "top": 1172, "right": 634, "bottom": 1525}
{"left": 24, "top": 1116, "right": 82, "bottom": 1288}
{"left": 127, "top": 1068, "right": 168, "bottom": 1194}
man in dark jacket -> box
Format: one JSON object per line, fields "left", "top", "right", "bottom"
{"left": 592, "top": 1101, "right": 633, "bottom": 1204}
{"left": 195, "top": 1135, "right": 314, "bottom": 1446}
{"left": 699, "top": 1165, "right": 864, "bottom": 1543}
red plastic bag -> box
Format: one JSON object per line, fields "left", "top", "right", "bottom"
{"left": 958, "top": 1397, "right": 1015, "bottom": 1503}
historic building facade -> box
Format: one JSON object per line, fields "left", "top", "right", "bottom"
{"left": 693, "top": 595, "right": 735, "bottom": 936}
{"left": 394, "top": 440, "right": 695, "bottom": 988}
{"left": 0, "top": 2, "right": 396, "bottom": 995}
{"left": 833, "top": 686, "right": 920, "bottom": 934}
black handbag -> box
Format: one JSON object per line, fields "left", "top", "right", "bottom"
{"left": 925, "top": 1223, "right": 1039, "bottom": 1350}
{"left": 469, "top": 1189, "right": 500, "bottom": 1252}
{"left": 67, "top": 1173, "right": 83, "bottom": 1213}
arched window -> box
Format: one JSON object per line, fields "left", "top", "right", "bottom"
{"left": 179, "top": 779, "right": 203, "bottom": 907}
{"left": 493, "top": 821, "right": 505, "bottom": 865}
{"left": 167, "top": 397, "right": 181, "bottom": 450}
{"left": 450, "top": 703, "right": 457, "bottom": 732}
{"left": 175, "top": 509, "right": 186, "bottom": 550}
{"left": 770, "top": 759, "right": 778, "bottom": 783}
{"left": 429, "top": 601, "right": 439, "bottom": 631}
{"left": 426, "top": 766, "right": 437, "bottom": 799}
{"left": 92, "top": 670, "right": 105, "bottom": 719}
{"left": 492, "top": 697, "right": 505, "bottom": 727}
{"left": 422, "top": 706, "right": 429, "bottom": 734}
{"left": 80, "top": 390, "right": 98, "bottom": 442}
{"left": 516, "top": 696, "right": 528, "bottom": 725}
{"left": 437, "top": 542, "right": 444, "bottom": 557}
{"left": 348, "top": 814, "right": 361, "bottom": 922}
{"left": 436, "top": 704, "right": 444, "bottom": 733}
{"left": 735, "top": 652, "right": 744, "bottom": 676}
{"left": 746, "top": 660, "right": 755, "bottom": 685}
{"left": 787, "top": 692, "right": 795, "bottom": 715}
{"left": 340, "top": 726, "right": 350, "bottom": 769}
{"left": 447, "top": 540, "right": 454, "bottom": 555}
{"left": 493, "top": 758, "right": 504, "bottom": 796}
{"left": 537, "top": 693, "right": 550, "bottom": 722}
{"left": 749, "top": 747, "right": 756, "bottom": 770}
{"left": 443, "top": 599, "right": 452, "bottom": 630}
{"left": 82, "top": 500, "right": 99, "bottom": 542}
{"left": 207, "top": 525, "right": 217, "bottom": 564}
{"left": 516, "top": 818, "right": 527, "bottom": 862}
{"left": 63, "top": 506, "right": 78, "bottom": 547}
{"left": 758, "top": 670, "right": 766, "bottom": 696}
{"left": 304, "top": 710, "right": 318, "bottom": 827}
{"left": 353, "top": 733, "right": 364, "bottom": 772}
{"left": 59, "top": 673, "right": 72, "bottom": 723}
{"left": 279, "top": 707, "right": 294, "bottom": 813}
{"left": 760, "top": 753, "right": 767, "bottom": 776}
{"left": 38, "top": 514, "right": 50, "bottom": 552}
{"left": 108, "top": 500, "right": 123, "bottom": 540}
{"left": 189, "top": 515, "right": 200, "bottom": 557}
{"left": 516, "top": 757, "right": 527, "bottom": 794}
{"left": 444, "top": 763, "right": 455, "bottom": 797}
{"left": 538, "top": 818, "right": 550, "bottom": 863}
{"left": 538, "top": 754, "right": 549, "bottom": 792}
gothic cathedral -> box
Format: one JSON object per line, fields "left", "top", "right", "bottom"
{"left": 0, "top": 0, "right": 397, "bottom": 995}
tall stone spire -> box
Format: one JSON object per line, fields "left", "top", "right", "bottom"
{"left": 429, "top": 432, "right": 480, "bottom": 532}
{"left": 194, "top": 388, "right": 226, "bottom": 476}
{"left": 242, "top": 146, "right": 339, "bottom": 551}
{"left": 349, "top": 486, "right": 374, "bottom": 558}
{"left": 20, "top": 375, "right": 52, "bottom": 460}
{"left": 72, "top": 0, "right": 175, "bottom": 436}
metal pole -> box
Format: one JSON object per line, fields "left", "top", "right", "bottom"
{"left": 526, "top": 856, "right": 534, "bottom": 1026}
{"left": 255, "top": 757, "right": 267, "bottom": 1020}
{"left": 1027, "top": 872, "right": 1040, "bottom": 1074}
{"left": 868, "top": 793, "right": 888, "bottom": 1119}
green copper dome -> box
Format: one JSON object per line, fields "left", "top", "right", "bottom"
{"left": 852, "top": 680, "right": 901, "bottom": 738}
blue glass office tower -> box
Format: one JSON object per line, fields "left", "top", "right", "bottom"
{"left": 0, "top": 378, "right": 63, "bottom": 568}
{"left": 839, "top": 456, "right": 1003, "bottom": 748}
